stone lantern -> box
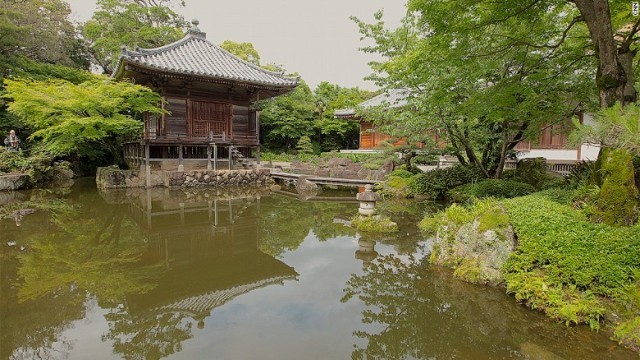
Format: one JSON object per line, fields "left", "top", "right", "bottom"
{"left": 356, "top": 184, "right": 380, "bottom": 216}
{"left": 355, "top": 237, "right": 378, "bottom": 265}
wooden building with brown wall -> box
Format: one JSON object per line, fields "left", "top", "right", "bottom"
{"left": 112, "top": 20, "right": 298, "bottom": 171}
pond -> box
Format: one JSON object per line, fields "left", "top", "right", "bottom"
{"left": 0, "top": 180, "right": 635, "bottom": 359}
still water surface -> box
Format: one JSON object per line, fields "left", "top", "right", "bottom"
{"left": 0, "top": 181, "right": 635, "bottom": 359}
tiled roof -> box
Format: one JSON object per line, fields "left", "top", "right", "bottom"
{"left": 334, "top": 88, "right": 410, "bottom": 117}
{"left": 113, "top": 33, "right": 298, "bottom": 88}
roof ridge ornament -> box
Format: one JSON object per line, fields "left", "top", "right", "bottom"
{"left": 188, "top": 19, "right": 206, "bottom": 39}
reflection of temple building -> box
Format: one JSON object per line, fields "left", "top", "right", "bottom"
{"left": 102, "top": 188, "right": 298, "bottom": 324}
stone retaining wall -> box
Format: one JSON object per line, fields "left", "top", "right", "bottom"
{"left": 289, "top": 158, "right": 391, "bottom": 181}
{"left": 97, "top": 166, "right": 271, "bottom": 189}
{"left": 0, "top": 174, "right": 30, "bottom": 191}
{"left": 163, "top": 169, "right": 270, "bottom": 188}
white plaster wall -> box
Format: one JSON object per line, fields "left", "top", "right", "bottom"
{"left": 580, "top": 144, "right": 601, "bottom": 161}
{"left": 517, "top": 149, "right": 579, "bottom": 161}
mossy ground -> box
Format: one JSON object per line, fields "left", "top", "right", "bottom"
{"left": 351, "top": 214, "right": 399, "bottom": 233}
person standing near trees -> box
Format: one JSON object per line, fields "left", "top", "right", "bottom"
{"left": 4, "top": 129, "right": 20, "bottom": 151}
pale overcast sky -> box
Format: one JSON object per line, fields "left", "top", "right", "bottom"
{"left": 65, "top": 0, "right": 405, "bottom": 91}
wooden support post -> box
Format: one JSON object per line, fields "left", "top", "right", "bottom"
{"left": 178, "top": 144, "right": 184, "bottom": 172}
{"left": 207, "top": 146, "right": 212, "bottom": 170}
{"left": 213, "top": 143, "right": 218, "bottom": 171}
{"left": 256, "top": 146, "right": 261, "bottom": 165}
{"left": 146, "top": 188, "right": 152, "bottom": 227}
{"left": 145, "top": 143, "right": 151, "bottom": 188}
{"left": 214, "top": 199, "right": 218, "bottom": 226}
{"left": 228, "top": 145, "right": 232, "bottom": 170}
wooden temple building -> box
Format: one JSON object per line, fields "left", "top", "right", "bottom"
{"left": 334, "top": 89, "right": 420, "bottom": 150}
{"left": 113, "top": 20, "right": 298, "bottom": 171}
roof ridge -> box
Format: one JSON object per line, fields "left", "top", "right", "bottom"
{"left": 213, "top": 42, "right": 297, "bottom": 80}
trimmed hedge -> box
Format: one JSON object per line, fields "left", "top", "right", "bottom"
{"left": 408, "top": 165, "right": 482, "bottom": 200}
{"left": 448, "top": 179, "right": 535, "bottom": 203}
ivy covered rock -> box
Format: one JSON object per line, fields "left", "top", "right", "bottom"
{"left": 592, "top": 148, "right": 639, "bottom": 226}
{"left": 420, "top": 199, "right": 515, "bottom": 285}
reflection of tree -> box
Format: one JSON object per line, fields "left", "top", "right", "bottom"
{"left": 342, "top": 255, "right": 634, "bottom": 360}
{"left": 103, "top": 308, "right": 193, "bottom": 360}
{"left": 1, "top": 187, "right": 165, "bottom": 358}
{"left": 0, "top": 243, "right": 83, "bottom": 360}
{"left": 258, "top": 195, "right": 356, "bottom": 256}
{"left": 17, "top": 201, "right": 163, "bottom": 307}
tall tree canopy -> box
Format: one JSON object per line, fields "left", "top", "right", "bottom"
{"left": 0, "top": 0, "right": 85, "bottom": 67}
{"left": 4, "top": 76, "right": 164, "bottom": 163}
{"left": 259, "top": 79, "right": 316, "bottom": 151}
{"left": 313, "top": 81, "right": 373, "bottom": 151}
{"left": 82, "top": 0, "right": 187, "bottom": 73}
{"left": 220, "top": 40, "right": 261, "bottom": 65}
{"left": 354, "top": 4, "right": 597, "bottom": 177}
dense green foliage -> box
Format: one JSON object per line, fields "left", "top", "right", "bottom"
{"left": 259, "top": 80, "right": 372, "bottom": 152}
{"left": 295, "top": 135, "right": 314, "bottom": 155}
{"left": 353, "top": 2, "right": 597, "bottom": 178}
{"left": 591, "top": 149, "right": 639, "bottom": 226}
{"left": 0, "top": 0, "right": 87, "bottom": 67}
{"left": 408, "top": 165, "right": 482, "bottom": 200}
{"left": 5, "top": 77, "right": 164, "bottom": 165}
{"left": 503, "top": 195, "right": 640, "bottom": 330}
{"left": 219, "top": 40, "right": 261, "bottom": 65}
{"left": 0, "top": 148, "right": 54, "bottom": 185}
{"left": 449, "top": 180, "right": 535, "bottom": 203}
{"left": 82, "top": 0, "right": 187, "bottom": 73}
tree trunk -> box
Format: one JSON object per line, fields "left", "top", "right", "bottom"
{"left": 572, "top": 0, "right": 635, "bottom": 107}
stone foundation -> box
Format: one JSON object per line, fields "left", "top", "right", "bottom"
{"left": 0, "top": 174, "right": 30, "bottom": 191}
{"left": 290, "top": 157, "right": 390, "bottom": 181}
{"left": 97, "top": 166, "right": 271, "bottom": 189}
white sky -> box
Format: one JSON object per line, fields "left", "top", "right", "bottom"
{"left": 65, "top": 0, "right": 406, "bottom": 91}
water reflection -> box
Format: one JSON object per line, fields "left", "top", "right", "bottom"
{"left": 1, "top": 183, "right": 635, "bottom": 359}
{"left": 343, "top": 255, "right": 634, "bottom": 360}
{"left": 100, "top": 187, "right": 301, "bottom": 358}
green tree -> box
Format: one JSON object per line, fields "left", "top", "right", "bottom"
{"left": 220, "top": 40, "right": 261, "bottom": 65}
{"left": 4, "top": 76, "right": 165, "bottom": 165}
{"left": 313, "top": 82, "right": 372, "bottom": 151}
{"left": 353, "top": 5, "right": 595, "bottom": 178}
{"left": 82, "top": 0, "right": 187, "bottom": 73}
{"left": 259, "top": 79, "right": 316, "bottom": 151}
{"left": 0, "top": 0, "right": 86, "bottom": 67}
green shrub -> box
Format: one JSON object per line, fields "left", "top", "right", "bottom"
{"left": 514, "top": 158, "right": 550, "bottom": 190}
{"left": 296, "top": 136, "right": 314, "bottom": 154}
{"left": 566, "top": 161, "right": 598, "bottom": 189}
{"left": 0, "top": 148, "right": 54, "bottom": 185}
{"left": 409, "top": 165, "right": 483, "bottom": 200}
{"left": 591, "top": 148, "right": 639, "bottom": 226}
{"left": 388, "top": 169, "right": 414, "bottom": 178}
{"left": 448, "top": 179, "right": 535, "bottom": 203}
{"left": 633, "top": 156, "right": 640, "bottom": 190}
{"left": 379, "top": 175, "right": 413, "bottom": 198}
{"left": 503, "top": 194, "right": 640, "bottom": 330}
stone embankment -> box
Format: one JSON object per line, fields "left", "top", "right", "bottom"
{"left": 289, "top": 157, "right": 392, "bottom": 181}
{"left": 97, "top": 166, "right": 271, "bottom": 189}
{"left": 0, "top": 174, "right": 30, "bottom": 191}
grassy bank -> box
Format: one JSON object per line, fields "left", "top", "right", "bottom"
{"left": 422, "top": 191, "right": 640, "bottom": 350}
